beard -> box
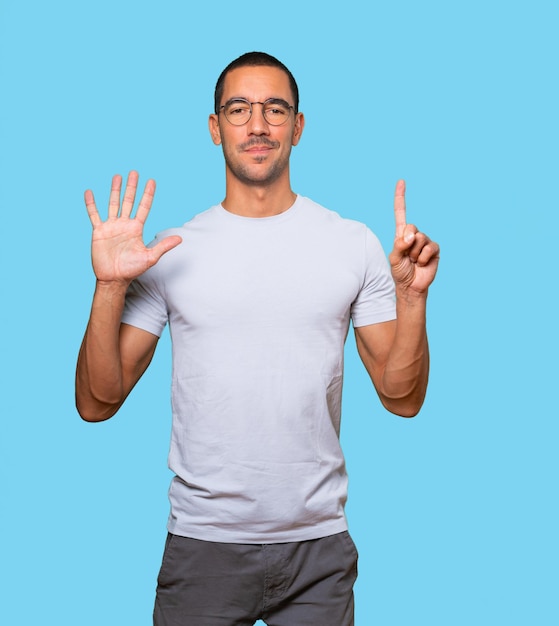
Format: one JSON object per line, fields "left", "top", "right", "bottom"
{"left": 222, "top": 136, "right": 292, "bottom": 187}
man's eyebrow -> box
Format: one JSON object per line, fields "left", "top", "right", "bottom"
{"left": 224, "top": 97, "right": 291, "bottom": 105}
{"left": 265, "top": 97, "right": 291, "bottom": 106}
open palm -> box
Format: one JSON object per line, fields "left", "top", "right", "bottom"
{"left": 85, "top": 171, "right": 181, "bottom": 284}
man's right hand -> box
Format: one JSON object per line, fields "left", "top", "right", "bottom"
{"left": 84, "top": 170, "right": 182, "bottom": 285}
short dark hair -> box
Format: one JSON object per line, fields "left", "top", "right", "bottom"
{"left": 214, "top": 51, "right": 299, "bottom": 114}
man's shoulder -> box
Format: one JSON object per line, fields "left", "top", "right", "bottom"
{"left": 149, "top": 205, "right": 221, "bottom": 243}
{"left": 298, "top": 195, "right": 369, "bottom": 234}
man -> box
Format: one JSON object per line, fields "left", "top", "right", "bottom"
{"left": 76, "top": 52, "right": 439, "bottom": 625}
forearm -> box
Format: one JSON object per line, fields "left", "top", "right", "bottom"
{"left": 75, "top": 281, "right": 129, "bottom": 422}
{"left": 380, "top": 290, "right": 430, "bottom": 417}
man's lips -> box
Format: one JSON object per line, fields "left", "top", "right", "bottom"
{"left": 239, "top": 138, "right": 279, "bottom": 152}
{"left": 246, "top": 146, "right": 272, "bottom": 153}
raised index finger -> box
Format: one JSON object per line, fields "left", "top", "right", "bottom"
{"left": 394, "top": 179, "right": 407, "bottom": 239}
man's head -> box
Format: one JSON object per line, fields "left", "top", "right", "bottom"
{"left": 214, "top": 51, "right": 299, "bottom": 115}
{"left": 209, "top": 52, "right": 304, "bottom": 191}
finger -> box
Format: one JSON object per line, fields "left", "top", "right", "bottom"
{"left": 388, "top": 225, "right": 416, "bottom": 272}
{"left": 108, "top": 174, "right": 123, "bottom": 218}
{"left": 135, "top": 179, "right": 157, "bottom": 224}
{"left": 392, "top": 224, "right": 418, "bottom": 258}
{"left": 394, "top": 179, "right": 407, "bottom": 239}
{"left": 406, "top": 229, "right": 427, "bottom": 262}
{"left": 121, "top": 170, "right": 139, "bottom": 218}
{"left": 416, "top": 240, "right": 440, "bottom": 267}
{"left": 84, "top": 189, "right": 102, "bottom": 228}
{"left": 148, "top": 235, "right": 182, "bottom": 264}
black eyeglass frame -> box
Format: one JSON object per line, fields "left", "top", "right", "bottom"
{"left": 218, "top": 98, "right": 295, "bottom": 126}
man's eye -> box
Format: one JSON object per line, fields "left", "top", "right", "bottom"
{"left": 265, "top": 107, "right": 287, "bottom": 117}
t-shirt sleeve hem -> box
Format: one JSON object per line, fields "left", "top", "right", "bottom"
{"left": 352, "top": 308, "right": 397, "bottom": 328}
{"left": 120, "top": 313, "right": 165, "bottom": 338}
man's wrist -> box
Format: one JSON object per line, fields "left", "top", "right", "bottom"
{"left": 395, "top": 286, "right": 428, "bottom": 307}
{"left": 94, "top": 279, "right": 131, "bottom": 299}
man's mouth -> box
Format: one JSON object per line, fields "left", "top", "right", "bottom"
{"left": 247, "top": 146, "right": 272, "bottom": 153}
{"left": 239, "top": 138, "right": 279, "bottom": 152}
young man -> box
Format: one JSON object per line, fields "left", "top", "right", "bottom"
{"left": 76, "top": 52, "right": 439, "bottom": 625}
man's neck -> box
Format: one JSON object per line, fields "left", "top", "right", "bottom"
{"left": 221, "top": 177, "right": 297, "bottom": 218}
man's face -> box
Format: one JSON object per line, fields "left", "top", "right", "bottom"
{"left": 209, "top": 66, "right": 304, "bottom": 187}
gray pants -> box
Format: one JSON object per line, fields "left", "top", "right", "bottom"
{"left": 153, "top": 531, "right": 358, "bottom": 625}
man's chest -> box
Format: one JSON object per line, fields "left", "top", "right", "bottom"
{"left": 163, "top": 232, "right": 363, "bottom": 330}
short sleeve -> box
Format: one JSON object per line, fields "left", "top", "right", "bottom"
{"left": 350, "top": 229, "right": 396, "bottom": 327}
{"left": 121, "top": 254, "right": 168, "bottom": 338}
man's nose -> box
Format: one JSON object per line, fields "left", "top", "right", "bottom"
{"left": 247, "top": 103, "right": 270, "bottom": 134}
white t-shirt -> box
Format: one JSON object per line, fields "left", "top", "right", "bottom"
{"left": 122, "top": 195, "right": 396, "bottom": 543}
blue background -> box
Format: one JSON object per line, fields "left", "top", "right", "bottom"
{"left": 1, "top": 1, "right": 557, "bottom": 624}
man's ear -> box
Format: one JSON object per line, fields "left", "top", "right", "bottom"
{"left": 291, "top": 112, "right": 305, "bottom": 146}
{"left": 209, "top": 114, "right": 222, "bottom": 145}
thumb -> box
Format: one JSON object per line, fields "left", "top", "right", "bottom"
{"left": 148, "top": 235, "right": 182, "bottom": 264}
{"left": 391, "top": 226, "right": 416, "bottom": 259}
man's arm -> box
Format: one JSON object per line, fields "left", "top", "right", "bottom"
{"left": 75, "top": 171, "right": 181, "bottom": 422}
{"left": 355, "top": 180, "right": 439, "bottom": 417}
{"left": 76, "top": 288, "right": 159, "bottom": 422}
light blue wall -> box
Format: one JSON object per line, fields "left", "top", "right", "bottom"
{"left": 1, "top": 1, "right": 557, "bottom": 624}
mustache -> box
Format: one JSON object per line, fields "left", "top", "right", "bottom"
{"left": 238, "top": 137, "right": 279, "bottom": 150}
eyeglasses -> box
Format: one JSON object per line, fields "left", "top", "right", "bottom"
{"left": 218, "top": 98, "right": 294, "bottom": 126}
